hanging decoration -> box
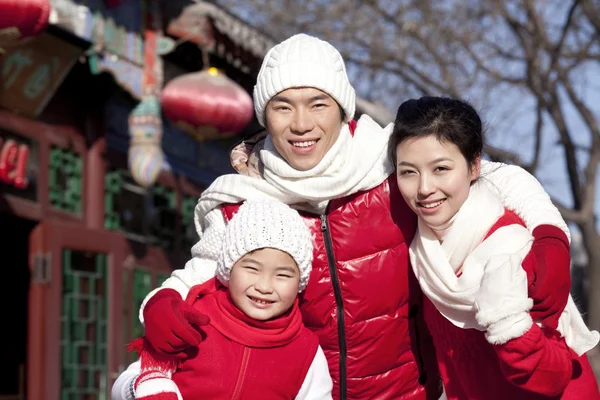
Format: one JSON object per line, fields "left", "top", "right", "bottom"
{"left": 127, "top": 0, "right": 164, "bottom": 187}
{"left": 103, "top": 0, "right": 130, "bottom": 7}
{"left": 0, "top": 0, "right": 51, "bottom": 49}
{"left": 160, "top": 67, "right": 254, "bottom": 140}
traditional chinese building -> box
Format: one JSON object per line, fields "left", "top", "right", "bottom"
{"left": 0, "top": 1, "right": 392, "bottom": 399}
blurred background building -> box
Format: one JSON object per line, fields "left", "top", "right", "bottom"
{"left": 0, "top": 1, "right": 391, "bottom": 399}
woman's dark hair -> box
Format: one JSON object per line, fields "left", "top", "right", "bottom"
{"left": 388, "top": 96, "right": 483, "bottom": 169}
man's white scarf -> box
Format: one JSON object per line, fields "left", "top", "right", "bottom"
{"left": 194, "top": 115, "right": 393, "bottom": 232}
{"left": 410, "top": 181, "right": 599, "bottom": 356}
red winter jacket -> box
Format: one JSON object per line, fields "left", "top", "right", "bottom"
{"left": 424, "top": 210, "right": 600, "bottom": 400}
{"left": 223, "top": 175, "right": 442, "bottom": 400}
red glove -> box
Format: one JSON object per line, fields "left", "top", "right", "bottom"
{"left": 143, "top": 289, "right": 210, "bottom": 357}
{"left": 523, "top": 225, "right": 571, "bottom": 329}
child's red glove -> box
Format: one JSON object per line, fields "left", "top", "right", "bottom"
{"left": 143, "top": 289, "right": 210, "bottom": 357}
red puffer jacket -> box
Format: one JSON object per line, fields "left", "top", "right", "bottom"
{"left": 222, "top": 176, "right": 442, "bottom": 400}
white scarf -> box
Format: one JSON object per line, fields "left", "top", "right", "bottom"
{"left": 410, "top": 181, "right": 599, "bottom": 356}
{"left": 194, "top": 115, "right": 393, "bottom": 232}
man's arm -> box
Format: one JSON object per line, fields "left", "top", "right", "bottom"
{"left": 482, "top": 161, "right": 571, "bottom": 326}
{"left": 481, "top": 161, "right": 570, "bottom": 241}
{"left": 111, "top": 361, "right": 140, "bottom": 400}
{"left": 295, "top": 346, "right": 333, "bottom": 400}
{"left": 139, "top": 208, "right": 226, "bottom": 324}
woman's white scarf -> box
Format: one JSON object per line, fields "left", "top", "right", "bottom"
{"left": 410, "top": 181, "right": 599, "bottom": 356}
{"left": 194, "top": 115, "right": 393, "bottom": 232}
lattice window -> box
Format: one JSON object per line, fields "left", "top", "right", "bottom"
{"left": 157, "top": 274, "right": 169, "bottom": 287}
{"left": 61, "top": 250, "right": 108, "bottom": 399}
{"left": 103, "top": 171, "right": 178, "bottom": 248}
{"left": 49, "top": 147, "right": 83, "bottom": 215}
{"left": 130, "top": 269, "right": 152, "bottom": 342}
{"left": 181, "top": 195, "right": 198, "bottom": 250}
{"left": 104, "top": 170, "right": 122, "bottom": 231}
{"left": 124, "top": 269, "right": 170, "bottom": 365}
{"left": 148, "top": 185, "right": 177, "bottom": 248}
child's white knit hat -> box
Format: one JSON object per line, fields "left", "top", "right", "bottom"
{"left": 216, "top": 198, "right": 313, "bottom": 292}
{"left": 253, "top": 33, "right": 356, "bottom": 127}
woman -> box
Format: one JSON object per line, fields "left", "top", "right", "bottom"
{"left": 389, "top": 96, "right": 600, "bottom": 399}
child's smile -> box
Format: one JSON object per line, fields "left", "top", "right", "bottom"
{"left": 247, "top": 295, "right": 276, "bottom": 309}
{"left": 228, "top": 248, "right": 300, "bottom": 321}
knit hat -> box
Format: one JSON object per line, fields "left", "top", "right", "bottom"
{"left": 216, "top": 198, "right": 314, "bottom": 292}
{"left": 253, "top": 33, "right": 356, "bottom": 127}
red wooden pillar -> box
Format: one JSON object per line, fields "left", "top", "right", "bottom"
{"left": 85, "top": 112, "right": 106, "bottom": 230}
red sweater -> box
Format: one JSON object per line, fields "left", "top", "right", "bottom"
{"left": 172, "top": 280, "right": 320, "bottom": 399}
{"left": 424, "top": 211, "right": 600, "bottom": 399}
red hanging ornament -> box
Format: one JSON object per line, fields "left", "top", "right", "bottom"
{"left": 160, "top": 68, "right": 254, "bottom": 140}
{"left": 103, "top": 0, "right": 130, "bottom": 8}
{"left": 0, "top": 0, "right": 51, "bottom": 47}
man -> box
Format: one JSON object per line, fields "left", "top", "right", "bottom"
{"left": 113, "top": 34, "right": 571, "bottom": 400}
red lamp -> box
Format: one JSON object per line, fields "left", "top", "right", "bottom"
{"left": 103, "top": 0, "right": 129, "bottom": 8}
{"left": 0, "top": 0, "right": 50, "bottom": 47}
{"left": 160, "top": 68, "right": 254, "bottom": 140}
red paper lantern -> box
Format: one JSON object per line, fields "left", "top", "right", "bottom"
{"left": 160, "top": 68, "right": 254, "bottom": 140}
{"left": 0, "top": 0, "right": 50, "bottom": 46}
{"left": 103, "top": 0, "right": 129, "bottom": 8}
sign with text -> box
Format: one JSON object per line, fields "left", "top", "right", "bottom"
{"left": 1, "top": 32, "right": 82, "bottom": 117}
{"left": 0, "top": 130, "right": 39, "bottom": 201}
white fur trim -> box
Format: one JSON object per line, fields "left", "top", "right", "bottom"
{"left": 485, "top": 312, "right": 534, "bottom": 345}
{"left": 476, "top": 298, "right": 534, "bottom": 329}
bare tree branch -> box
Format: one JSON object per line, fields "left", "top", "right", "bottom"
{"left": 543, "top": 89, "right": 584, "bottom": 208}
{"left": 546, "top": 0, "right": 581, "bottom": 80}
{"left": 527, "top": 99, "right": 544, "bottom": 173}
{"left": 483, "top": 144, "right": 524, "bottom": 166}
{"left": 581, "top": 0, "right": 600, "bottom": 36}
{"left": 552, "top": 198, "right": 588, "bottom": 223}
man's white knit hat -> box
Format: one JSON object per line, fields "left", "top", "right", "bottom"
{"left": 253, "top": 33, "right": 356, "bottom": 127}
{"left": 216, "top": 198, "right": 314, "bottom": 292}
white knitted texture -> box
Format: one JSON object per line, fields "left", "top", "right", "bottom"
{"left": 217, "top": 199, "right": 314, "bottom": 291}
{"left": 191, "top": 208, "right": 226, "bottom": 262}
{"left": 253, "top": 33, "right": 356, "bottom": 126}
{"left": 134, "top": 371, "right": 183, "bottom": 400}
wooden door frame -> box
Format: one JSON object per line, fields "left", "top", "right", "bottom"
{"left": 27, "top": 221, "right": 126, "bottom": 400}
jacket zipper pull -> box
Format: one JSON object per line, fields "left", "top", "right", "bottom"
{"left": 320, "top": 215, "right": 327, "bottom": 231}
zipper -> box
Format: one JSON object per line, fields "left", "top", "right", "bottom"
{"left": 320, "top": 214, "right": 347, "bottom": 400}
{"left": 231, "top": 347, "right": 251, "bottom": 400}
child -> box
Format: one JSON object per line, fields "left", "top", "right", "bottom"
{"left": 112, "top": 199, "right": 333, "bottom": 400}
{"left": 389, "top": 96, "right": 600, "bottom": 399}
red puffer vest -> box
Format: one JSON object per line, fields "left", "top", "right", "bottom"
{"left": 174, "top": 282, "right": 319, "bottom": 399}
{"left": 222, "top": 176, "right": 441, "bottom": 400}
